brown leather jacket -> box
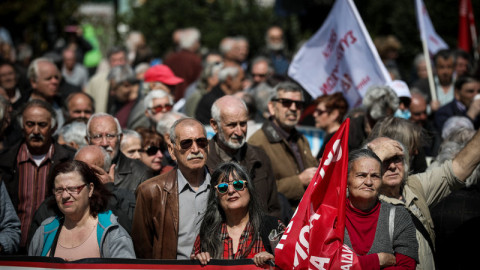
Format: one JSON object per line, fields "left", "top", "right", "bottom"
{"left": 131, "top": 169, "right": 179, "bottom": 259}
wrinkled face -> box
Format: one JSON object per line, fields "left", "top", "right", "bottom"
{"left": 31, "top": 61, "right": 60, "bottom": 99}
{"left": 146, "top": 96, "right": 173, "bottom": 123}
{"left": 435, "top": 57, "right": 454, "bottom": 86}
{"left": 267, "top": 27, "right": 284, "bottom": 51}
{"left": 140, "top": 143, "right": 164, "bottom": 172}
{"left": 111, "top": 81, "right": 133, "bottom": 103}
{"left": 348, "top": 157, "right": 382, "bottom": 202}
{"left": 121, "top": 136, "right": 142, "bottom": 159}
{"left": 382, "top": 155, "right": 405, "bottom": 190}
{"left": 54, "top": 171, "right": 93, "bottom": 218}
{"left": 215, "top": 106, "right": 248, "bottom": 150}
{"left": 455, "top": 57, "right": 469, "bottom": 77}
{"left": 229, "top": 68, "right": 245, "bottom": 93}
{"left": 68, "top": 94, "right": 93, "bottom": 122}
{"left": 235, "top": 40, "right": 249, "bottom": 62}
{"left": 313, "top": 102, "right": 336, "bottom": 130}
{"left": 457, "top": 81, "right": 480, "bottom": 107}
{"left": 409, "top": 96, "right": 428, "bottom": 126}
{"left": 23, "top": 106, "right": 53, "bottom": 152}
{"left": 168, "top": 121, "right": 208, "bottom": 172}
{"left": 0, "top": 64, "right": 16, "bottom": 90}
{"left": 87, "top": 116, "right": 121, "bottom": 159}
{"left": 109, "top": 51, "right": 127, "bottom": 68}
{"left": 251, "top": 61, "right": 269, "bottom": 85}
{"left": 217, "top": 173, "right": 250, "bottom": 213}
{"left": 268, "top": 90, "right": 303, "bottom": 130}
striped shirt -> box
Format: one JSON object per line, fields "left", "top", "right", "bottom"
{"left": 16, "top": 143, "right": 54, "bottom": 247}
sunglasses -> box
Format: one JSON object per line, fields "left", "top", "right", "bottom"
{"left": 272, "top": 98, "right": 305, "bottom": 110}
{"left": 215, "top": 180, "right": 248, "bottom": 194}
{"left": 144, "top": 145, "right": 165, "bottom": 156}
{"left": 314, "top": 108, "right": 329, "bottom": 115}
{"left": 179, "top": 137, "right": 208, "bottom": 150}
{"left": 149, "top": 104, "right": 173, "bottom": 114}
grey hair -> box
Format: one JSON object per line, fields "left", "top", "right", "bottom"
{"left": 27, "top": 57, "right": 56, "bottom": 82}
{"left": 107, "top": 65, "right": 135, "bottom": 86}
{"left": 17, "top": 99, "right": 57, "bottom": 129}
{"left": 348, "top": 148, "right": 383, "bottom": 176}
{"left": 219, "top": 37, "right": 235, "bottom": 55}
{"left": 169, "top": 117, "right": 206, "bottom": 145}
{"left": 179, "top": 27, "right": 201, "bottom": 50}
{"left": 134, "top": 62, "right": 150, "bottom": 75}
{"left": 58, "top": 122, "right": 88, "bottom": 149}
{"left": 211, "top": 96, "right": 248, "bottom": 123}
{"left": 272, "top": 81, "right": 304, "bottom": 101}
{"left": 86, "top": 113, "right": 122, "bottom": 139}
{"left": 217, "top": 66, "right": 239, "bottom": 83}
{"left": 362, "top": 85, "right": 399, "bottom": 120}
{"left": 250, "top": 55, "right": 274, "bottom": 74}
{"left": 143, "top": 89, "right": 174, "bottom": 109}
{"left": 413, "top": 53, "right": 425, "bottom": 68}
{"left": 363, "top": 138, "right": 410, "bottom": 183}
{"left": 442, "top": 116, "right": 474, "bottom": 140}
{"left": 74, "top": 145, "right": 112, "bottom": 172}
{"left": 121, "top": 129, "right": 142, "bottom": 149}
{"left": 156, "top": 111, "right": 187, "bottom": 135}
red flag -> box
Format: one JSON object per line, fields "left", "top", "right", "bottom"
{"left": 275, "top": 118, "right": 361, "bottom": 270}
{"left": 458, "top": 0, "right": 477, "bottom": 52}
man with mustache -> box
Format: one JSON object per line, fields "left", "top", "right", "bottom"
{"left": 85, "top": 112, "right": 152, "bottom": 193}
{"left": 207, "top": 95, "right": 280, "bottom": 218}
{"left": 248, "top": 82, "right": 318, "bottom": 211}
{"left": 0, "top": 99, "right": 75, "bottom": 253}
{"left": 132, "top": 118, "right": 211, "bottom": 259}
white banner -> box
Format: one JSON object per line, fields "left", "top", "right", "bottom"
{"left": 288, "top": 0, "right": 391, "bottom": 108}
{"left": 415, "top": 0, "right": 449, "bottom": 55}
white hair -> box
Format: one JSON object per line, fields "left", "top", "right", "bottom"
{"left": 219, "top": 37, "right": 235, "bottom": 55}
{"left": 86, "top": 113, "right": 122, "bottom": 140}
{"left": 211, "top": 96, "right": 248, "bottom": 123}
{"left": 156, "top": 111, "right": 187, "bottom": 135}
{"left": 58, "top": 122, "right": 87, "bottom": 149}
{"left": 179, "top": 28, "right": 201, "bottom": 50}
{"left": 143, "top": 90, "right": 174, "bottom": 109}
{"left": 362, "top": 85, "right": 399, "bottom": 120}
{"left": 27, "top": 57, "right": 56, "bottom": 82}
{"left": 442, "top": 116, "right": 474, "bottom": 140}
{"left": 217, "top": 66, "right": 239, "bottom": 83}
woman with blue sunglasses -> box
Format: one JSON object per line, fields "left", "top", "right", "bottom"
{"left": 191, "top": 162, "right": 284, "bottom": 267}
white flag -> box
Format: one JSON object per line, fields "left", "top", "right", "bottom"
{"left": 415, "top": 0, "right": 449, "bottom": 55}
{"left": 288, "top": 0, "right": 390, "bottom": 108}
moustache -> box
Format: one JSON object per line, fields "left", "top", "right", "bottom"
{"left": 187, "top": 152, "right": 204, "bottom": 160}
{"left": 29, "top": 133, "right": 45, "bottom": 141}
{"left": 104, "top": 146, "right": 114, "bottom": 153}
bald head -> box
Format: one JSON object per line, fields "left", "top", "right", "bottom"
{"left": 409, "top": 92, "right": 428, "bottom": 126}
{"left": 74, "top": 145, "right": 111, "bottom": 172}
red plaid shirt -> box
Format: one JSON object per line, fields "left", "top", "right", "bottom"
{"left": 193, "top": 221, "right": 266, "bottom": 259}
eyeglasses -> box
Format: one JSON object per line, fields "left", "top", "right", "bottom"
{"left": 178, "top": 137, "right": 208, "bottom": 150}
{"left": 144, "top": 145, "right": 165, "bottom": 156}
{"left": 314, "top": 109, "right": 329, "bottom": 115}
{"left": 272, "top": 98, "right": 305, "bottom": 110}
{"left": 215, "top": 180, "right": 248, "bottom": 194}
{"left": 89, "top": 133, "right": 118, "bottom": 142}
{"left": 53, "top": 184, "right": 87, "bottom": 196}
{"left": 149, "top": 104, "right": 173, "bottom": 114}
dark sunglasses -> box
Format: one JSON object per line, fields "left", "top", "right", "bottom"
{"left": 215, "top": 180, "right": 248, "bottom": 194}
{"left": 315, "top": 109, "right": 329, "bottom": 115}
{"left": 272, "top": 98, "right": 305, "bottom": 109}
{"left": 179, "top": 137, "right": 208, "bottom": 150}
{"left": 149, "top": 104, "right": 173, "bottom": 114}
{"left": 144, "top": 145, "right": 165, "bottom": 156}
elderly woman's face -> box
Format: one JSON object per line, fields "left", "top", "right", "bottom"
{"left": 348, "top": 157, "right": 382, "bottom": 202}
{"left": 217, "top": 173, "right": 250, "bottom": 213}
{"left": 53, "top": 171, "right": 93, "bottom": 218}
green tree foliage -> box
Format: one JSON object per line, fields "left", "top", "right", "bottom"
{"left": 128, "top": 0, "right": 279, "bottom": 58}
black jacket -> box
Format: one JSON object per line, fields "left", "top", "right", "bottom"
{"left": 0, "top": 140, "right": 76, "bottom": 210}
{"left": 113, "top": 151, "right": 153, "bottom": 193}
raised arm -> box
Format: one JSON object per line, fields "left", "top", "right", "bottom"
{"left": 452, "top": 129, "right": 480, "bottom": 181}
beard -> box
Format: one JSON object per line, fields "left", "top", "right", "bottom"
{"left": 218, "top": 128, "right": 245, "bottom": 150}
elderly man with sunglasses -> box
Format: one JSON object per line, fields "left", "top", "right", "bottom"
{"left": 132, "top": 118, "right": 211, "bottom": 259}
{"left": 248, "top": 82, "right": 318, "bottom": 211}
{"left": 85, "top": 112, "right": 153, "bottom": 193}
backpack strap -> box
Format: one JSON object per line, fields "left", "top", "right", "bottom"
{"left": 389, "top": 206, "right": 395, "bottom": 244}
{"left": 408, "top": 210, "right": 436, "bottom": 256}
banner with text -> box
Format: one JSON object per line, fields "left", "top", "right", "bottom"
{"left": 288, "top": 0, "right": 390, "bottom": 108}
{"left": 275, "top": 118, "right": 361, "bottom": 270}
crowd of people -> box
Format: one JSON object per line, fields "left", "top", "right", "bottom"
{"left": 0, "top": 23, "right": 479, "bottom": 270}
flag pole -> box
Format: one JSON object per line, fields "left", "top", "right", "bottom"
{"left": 422, "top": 40, "right": 437, "bottom": 101}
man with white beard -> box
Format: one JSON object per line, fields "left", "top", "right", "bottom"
{"left": 85, "top": 112, "right": 152, "bottom": 192}
{"left": 206, "top": 95, "right": 281, "bottom": 218}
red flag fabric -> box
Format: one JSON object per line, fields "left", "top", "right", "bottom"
{"left": 458, "top": 0, "right": 477, "bottom": 52}
{"left": 275, "top": 118, "right": 361, "bottom": 270}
